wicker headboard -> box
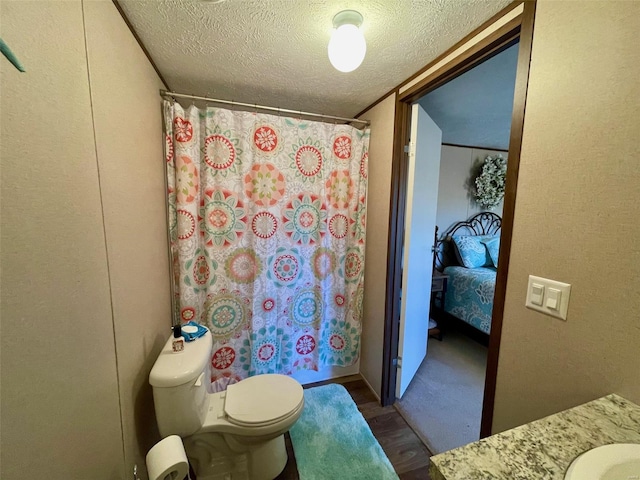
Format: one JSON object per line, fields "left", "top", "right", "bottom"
{"left": 434, "top": 212, "right": 502, "bottom": 271}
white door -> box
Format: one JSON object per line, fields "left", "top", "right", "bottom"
{"left": 396, "top": 103, "right": 442, "bottom": 398}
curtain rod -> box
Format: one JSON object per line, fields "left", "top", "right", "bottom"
{"left": 160, "top": 90, "right": 370, "bottom": 126}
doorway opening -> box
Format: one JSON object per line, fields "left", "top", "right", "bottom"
{"left": 394, "top": 42, "right": 519, "bottom": 453}
{"left": 380, "top": 0, "right": 536, "bottom": 444}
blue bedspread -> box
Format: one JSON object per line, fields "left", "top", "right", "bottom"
{"left": 443, "top": 266, "right": 496, "bottom": 334}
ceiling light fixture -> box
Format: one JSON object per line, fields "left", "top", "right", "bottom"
{"left": 328, "top": 10, "right": 366, "bottom": 73}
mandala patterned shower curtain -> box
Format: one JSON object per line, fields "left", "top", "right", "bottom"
{"left": 164, "top": 101, "right": 370, "bottom": 391}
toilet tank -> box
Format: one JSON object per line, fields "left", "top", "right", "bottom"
{"left": 149, "top": 329, "right": 212, "bottom": 437}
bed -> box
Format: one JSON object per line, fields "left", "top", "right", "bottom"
{"left": 434, "top": 212, "right": 501, "bottom": 336}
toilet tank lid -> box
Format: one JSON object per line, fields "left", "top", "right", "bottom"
{"left": 149, "top": 329, "right": 212, "bottom": 388}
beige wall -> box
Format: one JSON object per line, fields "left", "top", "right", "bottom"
{"left": 492, "top": 0, "right": 640, "bottom": 432}
{"left": 437, "top": 145, "right": 505, "bottom": 233}
{"left": 358, "top": 94, "right": 397, "bottom": 398}
{"left": 83, "top": 1, "right": 171, "bottom": 475}
{"left": 1, "top": 1, "right": 170, "bottom": 478}
{"left": 0, "top": 1, "right": 125, "bottom": 477}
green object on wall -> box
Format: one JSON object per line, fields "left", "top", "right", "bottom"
{"left": 0, "top": 38, "right": 25, "bottom": 72}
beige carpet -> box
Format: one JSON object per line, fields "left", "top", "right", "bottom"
{"left": 395, "top": 330, "right": 488, "bottom": 454}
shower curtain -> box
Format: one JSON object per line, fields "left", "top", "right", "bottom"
{"left": 164, "top": 101, "right": 370, "bottom": 391}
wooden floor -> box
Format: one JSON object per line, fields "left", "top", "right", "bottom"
{"left": 277, "top": 378, "right": 433, "bottom": 479}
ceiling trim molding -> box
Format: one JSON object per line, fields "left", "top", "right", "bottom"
{"left": 111, "top": 0, "right": 170, "bottom": 89}
{"left": 442, "top": 142, "right": 510, "bottom": 153}
{"left": 355, "top": 0, "right": 525, "bottom": 118}
{"left": 356, "top": 88, "right": 399, "bottom": 122}
{"left": 399, "top": 4, "right": 523, "bottom": 96}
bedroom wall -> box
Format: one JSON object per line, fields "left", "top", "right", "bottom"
{"left": 1, "top": 1, "right": 170, "bottom": 478}
{"left": 358, "top": 93, "right": 397, "bottom": 398}
{"left": 436, "top": 145, "right": 506, "bottom": 234}
{"left": 492, "top": 0, "right": 640, "bottom": 433}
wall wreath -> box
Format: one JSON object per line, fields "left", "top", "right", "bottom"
{"left": 475, "top": 155, "right": 507, "bottom": 208}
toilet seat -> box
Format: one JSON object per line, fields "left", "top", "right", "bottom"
{"left": 224, "top": 374, "right": 304, "bottom": 427}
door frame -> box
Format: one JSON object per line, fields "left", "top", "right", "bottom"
{"left": 380, "top": 0, "right": 537, "bottom": 438}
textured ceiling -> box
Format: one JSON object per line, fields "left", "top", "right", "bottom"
{"left": 118, "top": 0, "right": 512, "bottom": 118}
{"left": 418, "top": 43, "right": 519, "bottom": 150}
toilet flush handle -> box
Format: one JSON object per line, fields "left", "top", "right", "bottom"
{"left": 194, "top": 372, "right": 205, "bottom": 387}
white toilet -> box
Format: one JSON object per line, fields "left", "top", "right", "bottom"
{"left": 149, "top": 328, "right": 304, "bottom": 480}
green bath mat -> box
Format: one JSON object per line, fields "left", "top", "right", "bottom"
{"left": 289, "top": 383, "right": 399, "bottom": 480}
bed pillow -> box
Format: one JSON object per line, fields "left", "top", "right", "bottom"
{"left": 482, "top": 236, "right": 500, "bottom": 267}
{"left": 451, "top": 235, "right": 494, "bottom": 268}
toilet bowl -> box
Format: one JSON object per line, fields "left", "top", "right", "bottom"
{"left": 149, "top": 328, "right": 304, "bottom": 480}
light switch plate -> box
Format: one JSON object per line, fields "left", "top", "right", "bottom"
{"left": 525, "top": 275, "right": 571, "bottom": 320}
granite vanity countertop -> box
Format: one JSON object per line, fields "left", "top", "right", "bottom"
{"left": 429, "top": 394, "right": 640, "bottom": 480}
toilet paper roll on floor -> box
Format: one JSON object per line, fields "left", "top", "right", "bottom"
{"left": 146, "top": 435, "right": 189, "bottom": 480}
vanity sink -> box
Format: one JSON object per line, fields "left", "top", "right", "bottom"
{"left": 565, "top": 444, "right": 640, "bottom": 480}
{"left": 430, "top": 395, "right": 640, "bottom": 480}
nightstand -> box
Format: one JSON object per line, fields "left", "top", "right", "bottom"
{"left": 428, "top": 270, "right": 449, "bottom": 340}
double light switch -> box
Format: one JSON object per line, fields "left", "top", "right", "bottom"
{"left": 525, "top": 275, "right": 571, "bottom": 320}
